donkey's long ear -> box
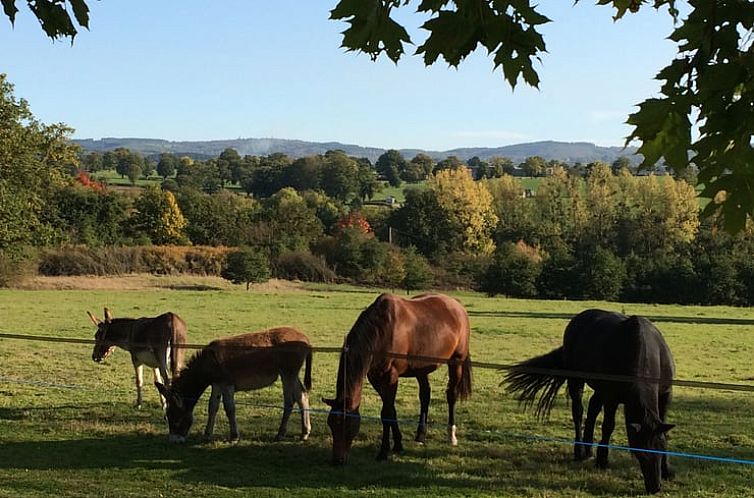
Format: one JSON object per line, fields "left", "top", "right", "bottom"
{"left": 155, "top": 382, "right": 183, "bottom": 409}
{"left": 104, "top": 308, "right": 113, "bottom": 323}
{"left": 87, "top": 311, "right": 101, "bottom": 326}
{"left": 155, "top": 382, "right": 170, "bottom": 398}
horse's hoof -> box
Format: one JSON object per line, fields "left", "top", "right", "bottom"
{"left": 375, "top": 452, "right": 389, "bottom": 461}
{"left": 415, "top": 435, "right": 426, "bottom": 445}
{"left": 300, "top": 434, "right": 310, "bottom": 442}
{"left": 595, "top": 459, "right": 609, "bottom": 470}
{"left": 273, "top": 434, "right": 284, "bottom": 442}
{"left": 393, "top": 444, "right": 404, "bottom": 454}
{"left": 574, "top": 446, "right": 589, "bottom": 461}
{"left": 228, "top": 436, "right": 240, "bottom": 445}
{"left": 663, "top": 468, "right": 675, "bottom": 481}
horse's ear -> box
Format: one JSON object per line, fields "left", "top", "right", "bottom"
{"left": 87, "top": 311, "right": 101, "bottom": 326}
{"left": 104, "top": 308, "right": 113, "bottom": 323}
{"left": 628, "top": 423, "right": 643, "bottom": 434}
{"left": 321, "top": 397, "right": 338, "bottom": 408}
{"left": 658, "top": 423, "right": 675, "bottom": 434}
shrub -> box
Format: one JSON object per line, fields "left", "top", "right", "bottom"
{"left": 0, "top": 248, "right": 37, "bottom": 287}
{"left": 402, "top": 246, "right": 433, "bottom": 293}
{"left": 481, "top": 243, "right": 541, "bottom": 297}
{"left": 274, "top": 250, "right": 336, "bottom": 283}
{"left": 221, "top": 247, "right": 271, "bottom": 289}
{"left": 580, "top": 246, "right": 626, "bottom": 301}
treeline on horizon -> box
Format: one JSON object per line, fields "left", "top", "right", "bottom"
{"left": 2, "top": 73, "right": 753, "bottom": 306}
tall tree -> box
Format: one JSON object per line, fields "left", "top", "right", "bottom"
{"left": 130, "top": 186, "right": 188, "bottom": 244}
{"left": 376, "top": 149, "right": 406, "bottom": 187}
{"left": 157, "top": 153, "right": 178, "bottom": 180}
{"left": 0, "top": 74, "right": 78, "bottom": 255}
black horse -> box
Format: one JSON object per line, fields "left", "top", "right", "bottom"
{"left": 505, "top": 309, "right": 675, "bottom": 494}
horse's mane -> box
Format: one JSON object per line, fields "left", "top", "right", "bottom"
{"left": 172, "top": 347, "right": 216, "bottom": 402}
{"left": 338, "top": 300, "right": 388, "bottom": 400}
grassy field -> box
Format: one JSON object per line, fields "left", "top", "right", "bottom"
{"left": 1, "top": 277, "right": 753, "bottom": 497}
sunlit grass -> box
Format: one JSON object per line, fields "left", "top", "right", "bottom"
{"left": 1, "top": 279, "right": 753, "bottom": 497}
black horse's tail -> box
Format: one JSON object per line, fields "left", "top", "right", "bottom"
{"left": 303, "top": 348, "right": 313, "bottom": 392}
{"left": 504, "top": 347, "right": 566, "bottom": 419}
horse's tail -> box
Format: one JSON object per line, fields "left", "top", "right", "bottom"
{"left": 169, "top": 313, "right": 187, "bottom": 380}
{"left": 456, "top": 355, "right": 473, "bottom": 401}
{"left": 303, "top": 348, "right": 313, "bottom": 392}
{"left": 504, "top": 347, "right": 566, "bottom": 419}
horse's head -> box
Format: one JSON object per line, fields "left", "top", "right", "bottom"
{"left": 627, "top": 420, "right": 674, "bottom": 494}
{"left": 88, "top": 308, "right": 116, "bottom": 363}
{"left": 155, "top": 382, "right": 194, "bottom": 443}
{"left": 323, "top": 397, "right": 361, "bottom": 465}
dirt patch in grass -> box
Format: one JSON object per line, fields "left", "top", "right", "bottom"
{"left": 12, "top": 274, "right": 305, "bottom": 292}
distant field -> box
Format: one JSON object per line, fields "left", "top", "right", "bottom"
{"left": 1, "top": 278, "right": 753, "bottom": 497}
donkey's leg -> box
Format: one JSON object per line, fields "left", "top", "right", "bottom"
{"left": 275, "top": 374, "right": 296, "bottom": 442}
{"left": 415, "top": 375, "right": 430, "bottom": 444}
{"left": 204, "top": 384, "right": 222, "bottom": 440}
{"left": 221, "top": 385, "right": 240, "bottom": 442}
{"left": 446, "top": 360, "right": 463, "bottom": 446}
{"left": 582, "top": 391, "right": 603, "bottom": 459}
{"left": 132, "top": 361, "right": 144, "bottom": 409}
{"left": 567, "top": 379, "right": 586, "bottom": 460}
{"left": 153, "top": 368, "right": 167, "bottom": 411}
{"left": 295, "top": 379, "right": 311, "bottom": 441}
{"left": 659, "top": 390, "right": 674, "bottom": 480}
{"left": 596, "top": 400, "right": 618, "bottom": 469}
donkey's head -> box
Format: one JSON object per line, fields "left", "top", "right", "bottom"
{"left": 88, "top": 308, "right": 116, "bottom": 363}
{"left": 627, "top": 419, "right": 674, "bottom": 494}
{"left": 155, "top": 382, "right": 194, "bottom": 443}
{"left": 323, "top": 397, "right": 361, "bottom": 465}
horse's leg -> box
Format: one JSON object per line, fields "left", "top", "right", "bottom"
{"left": 415, "top": 375, "right": 430, "bottom": 444}
{"left": 596, "top": 400, "right": 618, "bottom": 469}
{"left": 567, "top": 379, "right": 586, "bottom": 460}
{"left": 659, "top": 390, "right": 674, "bottom": 480}
{"left": 446, "top": 360, "right": 463, "bottom": 446}
{"left": 221, "top": 385, "right": 240, "bottom": 442}
{"left": 275, "top": 374, "right": 295, "bottom": 442}
{"left": 132, "top": 360, "right": 144, "bottom": 409}
{"left": 152, "top": 368, "right": 167, "bottom": 411}
{"left": 582, "top": 391, "right": 603, "bottom": 459}
{"left": 295, "top": 378, "right": 311, "bottom": 441}
{"left": 370, "top": 372, "right": 401, "bottom": 460}
{"left": 204, "top": 384, "right": 221, "bottom": 440}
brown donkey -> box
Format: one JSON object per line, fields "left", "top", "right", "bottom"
{"left": 323, "top": 293, "right": 472, "bottom": 464}
{"left": 155, "top": 327, "right": 312, "bottom": 443}
{"left": 89, "top": 308, "right": 188, "bottom": 409}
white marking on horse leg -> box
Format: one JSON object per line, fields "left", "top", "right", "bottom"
{"left": 133, "top": 363, "right": 144, "bottom": 409}
{"left": 448, "top": 424, "right": 458, "bottom": 446}
{"left": 221, "top": 386, "right": 239, "bottom": 442}
{"left": 298, "top": 384, "right": 311, "bottom": 441}
{"left": 204, "top": 384, "right": 221, "bottom": 440}
{"left": 153, "top": 368, "right": 166, "bottom": 410}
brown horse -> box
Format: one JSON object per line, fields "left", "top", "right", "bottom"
{"left": 89, "top": 308, "right": 187, "bottom": 409}
{"left": 155, "top": 327, "right": 312, "bottom": 443}
{"left": 323, "top": 293, "right": 472, "bottom": 464}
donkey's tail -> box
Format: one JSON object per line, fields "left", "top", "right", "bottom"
{"left": 456, "top": 355, "right": 473, "bottom": 401}
{"left": 504, "top": 347, "right": 566, "bottom": 419}
{"left": 303, "top": 348, "right": 313, "bottom": 392}
{"left": 170, "top": 313, "right": 187, "bottom": 380}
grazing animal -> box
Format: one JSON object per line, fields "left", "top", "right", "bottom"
{"left": 323, "top": 293, "right": 472, "bottom": 464}
{"left": 155, "top": 327, "right": 312, "bottom": 443}
{"left": 89, "top": 308, "right": 187, "bottom": 409}
{"left": 505, "top": 309, "right": 675, "bottom": 494}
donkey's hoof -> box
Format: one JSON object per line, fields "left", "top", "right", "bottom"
{"left": 300, "top": 434, "right": 310, "bottom": 442}
{"left": 393, "top": 443, "right": 404, "bottom": 454}
{"left": 273, "top": 434, "right": 285, "bottom": 442}
{"left": 595, "top": 459, "right": 609, "bottom": 470}
{"left": 447, "top": 425, "right": 458, "bottom": 446}
{"left": 574, "top": 445, "right": 590, "bottom": 461}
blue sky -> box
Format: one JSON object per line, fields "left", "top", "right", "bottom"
{"left": 1, "top": 1, "right": 679, "bottom": 150}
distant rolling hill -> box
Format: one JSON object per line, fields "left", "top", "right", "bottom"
{"left": 74, "top": 137, "right": 640, "bottom": 164}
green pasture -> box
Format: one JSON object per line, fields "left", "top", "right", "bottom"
{"left": 1, "top": 280, "right": 753, "bottom": 497}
